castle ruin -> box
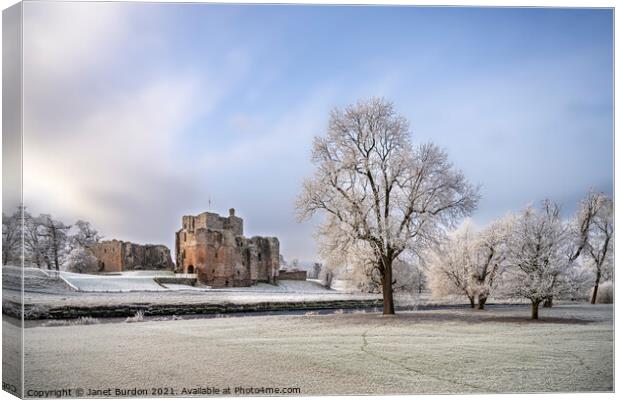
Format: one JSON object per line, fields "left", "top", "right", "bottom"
{"left": 175, "top": 209, "right": 280, "bottom": 288}
{"left": 92, "top": 240, "right": 174, "bottom": 273}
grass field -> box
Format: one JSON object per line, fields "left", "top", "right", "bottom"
{"left": 16, "top": 304, "right": 613, "bottom": 396}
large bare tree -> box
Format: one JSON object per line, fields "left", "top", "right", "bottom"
{"left": 297, "top": 98, "right": 479, "bottom": 314}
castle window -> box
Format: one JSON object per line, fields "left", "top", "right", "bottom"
{"left": 258, "top": 253, "right": 262, "bottom": 261}
{"left": 187, "top": 265, "right": 194, "bottom": 274}
{"left": 104, "top": 249, "right": 107, "bottom": 254}
{"left": 184, "top": 233, "right": 187, "bottom": 241}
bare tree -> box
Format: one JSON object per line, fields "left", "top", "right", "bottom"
{"left": 2, "top": 209, "right": 22, "bottom": 266}
{"left": 39, "top": 214, "right": 71, "bottom": 271}
{"left": 297, "top": 98, "right": 479, "bottom": 314}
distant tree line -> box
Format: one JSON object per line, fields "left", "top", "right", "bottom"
{"left": 2, "top": 207, "right": 102, "bottom": 272}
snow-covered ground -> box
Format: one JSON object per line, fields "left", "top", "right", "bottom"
{"left": 3, "top": 266, "right": 347, "bottom": 294}
{"left": 58, "top": 272, "right": 341, "bottom": 293}
{"left": 18, "top": 304, "right": 613, "bottom": 395}
{"left": 60, "top": 271, "right": 170, "bottom": 292}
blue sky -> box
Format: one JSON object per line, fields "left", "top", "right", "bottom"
{"left": 22, "top": 3, "right": 613, "bottom": 261}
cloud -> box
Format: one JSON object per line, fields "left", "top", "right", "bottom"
{"left": 21, "top": 2, "right": 208, "bottom": 244}
{"left": 17, "top": 3, "right": 612, "bottom": 263}
{"left": 20, "top": 2, "right": 262, "bottom": 249}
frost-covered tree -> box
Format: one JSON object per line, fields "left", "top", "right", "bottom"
{"left": 2, "top": 209, "right": 22, "bottom": 266}
{"left": 556, "top": 262, "right": 595, "bottom": 301}
{"left": 39, "top": 214, "right": 71, "bottom": 271}
{"left": 541, "top": 190, "right": 613, "bottom": 307}
{"left": 428, "top": 218, "right": 511, "bottom": 309}
{"left": 64, "top": 247, "right": 99, "bottom": 273}
{"left": 71, "top": 220, "right": 102, "bottom": 252}
{"left": 311, "top": 262, "right": 322, "bottom": 279}
{"left": 582, "top": 193, "right": 613, "bottom": 304}
{"left": 470, "top": 217, "right": 513, "bottom": 309}
{"left": 540, "top": 190, "right": 609, "bottom": 307}
{"left": 503, "top": 201, "right": 570, "bottom": 319}
{"left": 428, "top": 224, "right": 476, "bottom": 307}
{"left": 297, "top": 98, "right": 478, "bottom": 314}
{"left": 23, "top": 210, "right": 46, "bottom": 268}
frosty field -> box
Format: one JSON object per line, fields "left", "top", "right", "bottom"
{"left": 18, "top": 304, "right": 613, "bottom": 396}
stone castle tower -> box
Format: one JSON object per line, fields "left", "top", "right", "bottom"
{"left": 175, "top": 208, "right": 280, "bottom": 288}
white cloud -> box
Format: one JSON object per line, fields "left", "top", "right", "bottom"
{"left": 20, "top": 2, "right": 260, "bottom": 247}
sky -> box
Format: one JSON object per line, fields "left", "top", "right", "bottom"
{"left": 18, "top": 2, "right": 613, "bottom": 262}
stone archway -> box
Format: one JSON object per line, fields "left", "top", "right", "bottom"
{"left": 187, "top": 265, "right": 194, "bottom": 274}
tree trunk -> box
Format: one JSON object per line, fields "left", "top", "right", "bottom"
{"left": 591, "top": 272, "right": 601, "bottom": 304}
{"left": 543, "top": 296, "right": 553, "bottom": 308}
{"left": 531, "top": 301, "right": 540, "bottom": 320}
{"left": 382, "top": 261, "right": 395, "bottom": 315}
{"left": 468, "top": 295, "right": 475, "bottom": 308}
{"left": 477, "top": 296, "right": 487, "bottom": 310}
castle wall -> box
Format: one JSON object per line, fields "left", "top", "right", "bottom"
{"left": 278, "top": 270, "right": 308, "bottom": 281}
{"left": 92, "top": 240, "right": 174, "bottom": 273}
{"left": 91, "top": 241, "right": 123, "bottom": 273}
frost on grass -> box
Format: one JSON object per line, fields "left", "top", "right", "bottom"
{"left": 151, "top": 315, "right": 183, "bottom": 322}
{"left": 42, "top": 317, "right": 100, "bottom": 327}
{"left": 125, "top": 310, "right": 145, "bottom": 323}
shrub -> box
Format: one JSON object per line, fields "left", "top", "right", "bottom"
{"left": 64, "top": 248, "right": 99, "bottom": 274}
{"left": 125, "top": 310, "right": 145, "bottom": 323}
